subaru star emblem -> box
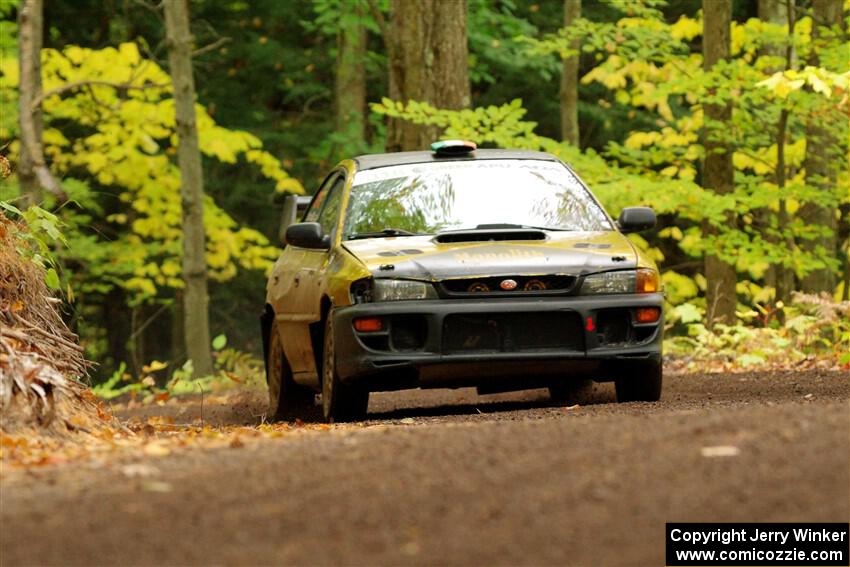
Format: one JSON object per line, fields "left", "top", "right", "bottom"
{"left": 500, "top": 279, "right": 518, "bottom": 290}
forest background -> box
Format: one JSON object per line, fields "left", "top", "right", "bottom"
{"left": 0, "top": 0, "right": 848, "bottom": 391}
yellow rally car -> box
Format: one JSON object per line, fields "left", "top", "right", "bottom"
{"left": 262, "top": 141, "right": 663, "bottom": 422}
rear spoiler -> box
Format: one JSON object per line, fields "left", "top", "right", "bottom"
{"left": 278, "top": 195, "right": 313, "bottom": 246}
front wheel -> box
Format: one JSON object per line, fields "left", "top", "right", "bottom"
{"left": 322, "top": 313, "right": 369, "bottom": 423}
{"left": 615, "top": 359, "right": 662, "bottom": 402}
{"left": 267, "top": 325, "right": 316, "bottom": 421}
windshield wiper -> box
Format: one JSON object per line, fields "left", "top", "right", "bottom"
{"left": 346, "top": 228, "right": 424, "bottom": 240}
{"left": 521, "top": 225, "right": 573, "bottom": 232}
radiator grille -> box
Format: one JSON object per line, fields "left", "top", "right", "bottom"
{"left": 439, "top": 275, "right": 576, "bottom": 298}
{"left": 442, "top": 312, "right": 583, "bottom": 354}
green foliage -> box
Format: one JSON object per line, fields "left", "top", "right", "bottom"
{"left": 91, "top": 360, "right": 167, "bottom": 400}
{"left": 666, "top": 294, "right": 850, "bottom": 370}
{"left": 1, "top": 42, "right": 303, "bottom": 303}
{"left": 307, "top": 0, "right": 383, "bottom": 36}
{"left": 371, "top": 97, "right": 719, "bottom": 254}
{"left": 373, "top": 0, "right": 849, "bottom": 323}
{"left": 3, "top": 0, "right": 847, "bottom": 378}
{"left": 530, "top": 7, "right": 849, "bottom": 282}
{"left": 92, "top": 338, "right": 265, "bottom": 401}
{"left": 90, "top": 362, "right": 133, "bottom": 400}
{"left": 467, "top": 0, "right": 554, "bottom": 84}
{"left": 0, "top": 201, "right": 67, "bottom": 292}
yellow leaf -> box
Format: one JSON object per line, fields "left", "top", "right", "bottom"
{"left": 624, "top": 131, "right": 659, "bottom": 149}
{"left": 807, "top": 73, "right": 831, "bottom": 97}
{"left": 670, "top": 16, "right": 702, "bottom": 40}
{"left": 65, "top": 45, "right": 86, "bottom": 64}
{"left": 118, "top": 42, "right": 140, "bottom": 65}
{"left": 774, "top": 80, "right": 793, "bottom": 98}
{"left": 143, "top": 360, "right": 168, "bottom": 373}
{"left": 143, "top": 442, "right": 171, "bottom": 457}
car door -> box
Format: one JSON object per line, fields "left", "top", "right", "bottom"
{"left": 278, "top": 171, "right": 346, "bottom": 384}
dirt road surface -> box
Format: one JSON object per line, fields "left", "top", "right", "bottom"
{"left": 2, "top": 370, "right": 848, "bottom": 566}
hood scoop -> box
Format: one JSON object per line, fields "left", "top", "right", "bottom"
{"left": 435, "top": 229, "right": 547, "bottom": 244}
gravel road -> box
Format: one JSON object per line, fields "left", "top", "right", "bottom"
{"left": 1, "top": 370, "right": 848, "bottom": 566}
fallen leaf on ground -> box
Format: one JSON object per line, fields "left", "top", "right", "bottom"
{"left": 701, "top": 446, "right": 740, "bottom": 458}
{"left": 401, "top": 541, "right": 421, "bottom": 556}
{"left": 143, "top": 481, "right": 172, "bottom": 493}
{"left": 143, "top": 442, "right": 171, "bottom": 456}
{"left": 121, "top": 463, "right": 160, "bottom": 478}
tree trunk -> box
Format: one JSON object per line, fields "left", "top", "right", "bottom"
{"left": 129, "top": 306, "right": 145, "bottom": 378}
{"left": 17, "top": 0, "right": 64, "bottom": 206}
{"left": 843, "top": 231, "right": 850, "bottom": 301}
{"left": 759, "top": 0, "right": 796, "bottom": 305}
{"left": 757, "top": 0, "right": 789, "bottom": 48}
{"left": 702, "top": 0, "right": 737, "bottom": 325}
{"left": 799, "top": 0, "right": 843, "bottom": 294}
{"left": 334, "top": 1, "right": 367, "bottom": 159}
{"left": 386, "top": 0, "right": 470, "bottom": 152}
{"left": 104, "top": 287, "right": 131, "bottom": 375}
{"left": 171, "top": 291, "right": 185, "bottom": 365}
{"left": 560, "top": 0, "right": 581, "bottom": 146}
{"left": 164, "top": 0, "right": 214, "bottom": 378}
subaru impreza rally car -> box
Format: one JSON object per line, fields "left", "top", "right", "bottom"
{"left": 262, "top": 141, "right": 663, "bottom": 422}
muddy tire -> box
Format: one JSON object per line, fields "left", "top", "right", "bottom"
{"left": 615, "top": 359, "right": 662, "bottom": 402}
{"left": 322, "top": 313, "right": 369, "bottom": 423}
{"left": 549, "top": 378, "right": 594, "bottom": 405}
{"left": 267, "top": 325, "right": 316, "bottom": 421}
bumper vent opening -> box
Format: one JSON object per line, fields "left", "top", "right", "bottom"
{"left": 390, "top": 315, "right": 427, "bottom": 351}
{"left": 442, "top": 312, "right": 583, "bottom": 354}
{"left": 597, "top": 309, "right": 631, "bottom": 345}
{"left": 360, "top": 335, "right": 390, "bottom": 351}
{"left": 596, "top": 308, "right": 659, "bottom": 346}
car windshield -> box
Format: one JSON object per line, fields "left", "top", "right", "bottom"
{"left": 342, "top": 159, "right": 612, "bottom": 240}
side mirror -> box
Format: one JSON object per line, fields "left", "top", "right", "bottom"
{"left": 617, "top": 207, "right": 656, "bottom": 233}
{"left": 285, "top": 222, "right": 330, "bottom": 249}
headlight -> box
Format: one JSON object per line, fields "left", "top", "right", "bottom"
{"left": 580, "top": 269, "right": 659, "bottom": 295}
{"left": 373, "top": 279, "right": 437, "bottom": 301}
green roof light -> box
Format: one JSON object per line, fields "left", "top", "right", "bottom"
{"left": 431, "top": 140, "right": 477, "bottom": 155}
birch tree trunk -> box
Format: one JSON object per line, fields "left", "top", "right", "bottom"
{"left": 702, "top": 0, "right": 737, "bottom": 325}
{"left": 164, "top": 0, "right": 214, "bottom": 377}
{"left": 799, "top": 0, "right": 843, "bottom": 293}
{"left": 560, "top": 0, "right": 581, "bottom": 146}
{"left": 386, "top": 0, "right": 470, "bottom": 152}
{"left": 17, "top": 0, "right": 64, "bottom": 207}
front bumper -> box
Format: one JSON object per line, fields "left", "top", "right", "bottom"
{"left": 333, "top": 294, "right": 663, "bottom": 391}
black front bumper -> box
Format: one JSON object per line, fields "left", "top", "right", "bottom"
{"left": 333, "top": 294, "right": 663, "bottom": 391}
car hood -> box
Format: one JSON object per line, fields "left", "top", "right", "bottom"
{"left": 342, "top": 231, "right": 638, "bottom": 280}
